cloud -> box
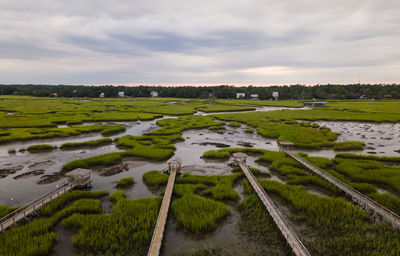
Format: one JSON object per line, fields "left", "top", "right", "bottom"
{"left": 0, "top": 0, "right": 399, "bottom": 84}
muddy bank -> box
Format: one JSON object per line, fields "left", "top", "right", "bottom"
{"left": 0, "top": 165, "right": 23, "bottom": 178}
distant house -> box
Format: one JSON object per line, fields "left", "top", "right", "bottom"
{"left": 99, "top": 92, "right": 105, "bottom": 98}
{"left": 383, "top": 94, "right": 393, "bottom": 100}
{"left": 272, "top": 91, "right": 279, "bottom": 100}
{"left": 51, "top": 93, "right": 58, "bottom": 97}
{"left": 118, "top": 91, "right": 125, "bottom": 97}
{"left": 250, "top": 94, "right": 259, "bottom": 100}
{"left": 236, "top": 93, "right": 245, "bottom": 99}
{"left": 151, "top": 91, "right": 158, "bottom": 97}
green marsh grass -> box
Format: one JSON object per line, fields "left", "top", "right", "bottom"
{"left": 143, "top": 170, "right": 169, "bottom": 188}
{"left": 333, "top": 141, "right": 365, "bottom": 151}
{"left": 40, "top": 190, "right": 108, "bottom": 216}
{"left": 238, "top": 194, "right": 292, "bottom": 255}
{"left": 172, "top": 194, "right": 229, "bottom": 234}
{"left": 0, "top": 205, "right": 19, "bottom": 218}
{"left": 115, "top": 176, "right": 135, "bottom": 188}
{"left": 177, "top": 173, "right": 242, "bottom": 201}
{"left": 62, "top": 195, "right": 161, "bottom": 255}
{"left": 60, "top": 138, "right": 112, "bottom": 149}
{"left": 26, "top": 144, "right": 55, "bottom": 152}
{"left": 258, "top": 179, "right": 400, "bottom": 256}
{"left": 0, "top": 198, "right": 103, "bottom": 256}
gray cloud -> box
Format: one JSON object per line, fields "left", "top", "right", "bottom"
{"left": 0, "top": 0, "right": 399, "bottom": 84}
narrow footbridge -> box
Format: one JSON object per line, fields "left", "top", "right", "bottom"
{"left": 147, "top": 157, "right": 180, "bottom": 256}
{"left": 233, "top": 153, "right": 311, "bottom": 256}
{"left": 0, "top": 168, "right": 91, "bottom": 232}
{"left": 283, "top": 149, "right": 400, "bottom": 230}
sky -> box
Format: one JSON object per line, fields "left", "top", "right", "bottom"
{"left": 0, "top": 0, "right": 399, "bottom": 85}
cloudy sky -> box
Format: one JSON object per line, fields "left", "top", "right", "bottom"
{"left": 0, "top": 0, "right": 399, "bottom": 85}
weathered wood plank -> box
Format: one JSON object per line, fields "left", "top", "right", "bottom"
{"left": 147, "top": 169, "right": 177, "bottom": 256}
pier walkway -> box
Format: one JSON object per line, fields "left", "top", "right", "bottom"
{"left": 147, "top": 168, "right": 177, "bottom": 256}
{"left": 238, "top": 161, "right": 311, "bottom": 256}
{"left": 283, "top": 149, "right": 400, "bottom": 230}
{"left": 0, "top": 169, "right": 91, "bottom": 232}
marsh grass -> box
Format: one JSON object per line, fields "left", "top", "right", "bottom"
{"left": 333, "top": 141, "right": 365, "bottom": 151}
{"left": 258, "top": 179, "right": 400, "bottom": 256}
{"left": 143, "top": 170, "right": 169, "bottom": 188}
{"left": 172, "top": 194, "right": 229, "bottom": 234}
{"left": 336, "top": 153, "right": 400, "bottom": 163}
{"left": 60, "top": 138, "right": 112, "bottom": 149}
{"left": 238, "top": 194, "right": 293, "bottom": 255}
{"left": 62, "top": 195, "right": 161, "bottom": 255}
{"left": 26, "top": 144, "right": 55, "bottom": 152}
{"left": 0, "top": 205, "right": 19, "bottom": 218}
{"left": 115, "top": 176, "right": 134, "bottom": 188}
{"left": 177, "top": 173, "right": 242, "bottom": 201}
{"left": 0, "top": 198, "right": 103, "bottom": 256}
{"left": 40, "top": 190, "right": 108, "bottom": 216}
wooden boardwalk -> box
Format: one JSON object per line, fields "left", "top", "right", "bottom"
{"left": 0, "top": 182, "right": 77, "bottom": 232}
{"left": 147, "top": 169, "right": 177, "bottom": 256}
{"left": 239, "top": 163, "right": 311, "bottom": 256}
{"left": 283, "top": 149, "right": 400, "bottom": 230}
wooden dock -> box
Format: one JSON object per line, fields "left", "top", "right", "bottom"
{"left": 147, "top": 168, "right": 177, "bottom": 256}
{"left": 0, "top": 183, "right": 75, "bottom": 232}
{"left": 239, "top": 162, "right": 311, "bottom": 256}
{"left": 283, "top": 149, "right": 400, "bottom": 230}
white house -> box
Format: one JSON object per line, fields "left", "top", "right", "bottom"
{"left": 99, "top": 92, "right": 105, "bottom": 98}
{"left": 151, "top": 91, "right": 158, "bottom": 97}
{"left": 272, "top": 91, "right": 279, "bottom": 100}
{"left": 250, "top": 94, "right": 259, "bottom": 99}
{"left": 118, "top": 91, "right": 125, "bottom": 97}
{"left": 236, "top": 93, "right": 245, "bottom": 99}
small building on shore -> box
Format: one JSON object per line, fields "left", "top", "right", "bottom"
{"left": 236, "top": 93, "right": 245, "bottom": 99}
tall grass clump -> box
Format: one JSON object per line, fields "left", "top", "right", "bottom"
{"left": 172, "top": 194, "right": 229, "bottom": 234}
{"left": 60, "top": 138, "right": 112, "bottom": 149}
{"left": 143, "top": 170, "right": 169, "bottom": 188}
{"left": 336, "top": 153, "right": 400, "bottom": 163}
{"left": 0, "top": 205, "right": 19, "bottom": 218}
{"left": 40, "top": 190, "right": 108, "bottom": 216}
{"left": 100, "top": 125, "right": 126, "bottom": 136}
{"left": 0, "top": 199, "right": 102, "bottom": 256}
{"left": 115, "top": 176, "right": 134, "bottom": 188}
{"left": 61, "top": 152, "right": 122, "bottom": 171}
{"left": 333, "top": 141, "right": 365, "bottom": 151}
{"left": 62, "top": 196, "right": 161, "bottom": 255}
{"left": 27, "top": 144, "right": 55, "bottom": 152}
{"left": 258, "top": 179, "right": 400, "bottom": 256}
{"left": 177, "top": 173, "right": 242, "bottom": 201}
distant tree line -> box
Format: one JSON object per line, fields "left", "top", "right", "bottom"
{"left": 0, "top": 84, "right": 399, "bottom": 100}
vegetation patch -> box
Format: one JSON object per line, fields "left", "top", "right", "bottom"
{"left": 335, "top": 153, "right": 400, "bottom": 163}
{"left": 143, "top": 170, "right": 169, "bottom": 188}
{"left": 26, "top": 144, "right": 55, "bottom": 152}
{"left": 0, "top": 198, "right": 103, "bottom": 256}
{"left": 258, "top": 179, "right": 400, "bottom": 256}
{"left": 62, "top": 195, "right": 161, "bottom": 255}
{"left": 177, "top": 173, "right": 242, "bottom": 201}
{"left": 172, "top": 194, "right": 229, "bottom": 234}
{"left": 0, "top": 205, "right": 19, "bottom": 218}
{"left": 213, "top": 111, "right": 339, "bottom": 148}
{"left": 238, "top": 194, "right": 292, "bottom": 255}
{"left": 115, "top": 176, "right": 134, "bottom": 188}
{"left": 60, "top": 138, "right": 112, "bottom": 149}
{"left": 40, "top": 190, "right": 108, "bottom": 217}
{"left": 333, "top": 141, "right": 365, "bottom": 151}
